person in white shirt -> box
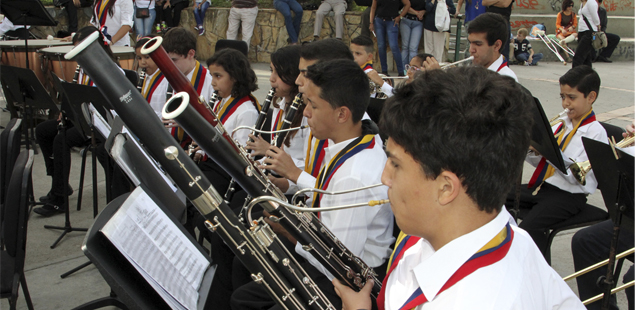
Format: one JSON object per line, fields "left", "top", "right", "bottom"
{"left": 466, "top": 13, "right": 518, "bottom": 82}
{"left": 572, "top": 0, "right": 601, "bottom": 67}
{"left": 90, "top": 0, "right": 134, "bottom": 46}
{"left": 333, "top": 66, "right": 585, "bottom": 310}
{"left": 505, "top": 65, "right": 608, "bottom": 262}
{"left": 350, "top": 35, "right": 395, "bottom": 98}
{"left": 135, "top": 36, "right": 168, "bottom": 118}
{"left": 231, "top": 59, "right": 394, "bottom": 310}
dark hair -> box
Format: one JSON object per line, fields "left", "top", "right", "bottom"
{"left": 73, "top": 26, "right": 119, "bottom": 65}
{"left": 562, "top": 0, "right": 574, "bottom": 11}
{"left": 350, "top": 35, "right": 375, "bottom": 54}
{"left": 134, "top": 35, "right": 155, "bottom": 49}
{"left": 413, "top": 53, "right": 435, "bottom": 63}
{"left": 162, "top": 27, "right": 197, "bottom": 57}
{"left": 206, "top": 48, "right": 258, "bottom": 99}
{"left": 559, "top": 65, "right": 601, "bottom": 98}
{"left": 467, "top": 12, "right": 508, "bottom": 47}
{"left": 271, "top": 45, "right": 304, "bottom": 145}
{"left": 380, "top": 67, "right": 533, "bottom": 213}
{"left": 300, "top": 39, "right": 354, "bottom": 62}
{"left": 305, "top": 59, "right": 369, "bottom": 123}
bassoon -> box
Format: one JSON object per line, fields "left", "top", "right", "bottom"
{"left": 65, "top": 31, "right": 334, "bottom": 310}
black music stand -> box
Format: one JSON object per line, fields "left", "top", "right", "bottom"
{"left": 510, "top": 97, "right": 568, "bottom": 220}
{"left": 1, "top": 65, "right": 58, "bottom": 153}
{"left": 583, "top": 137, "right": 634, "bottom": 310}
{"left": 1, "top": 0, "right": 57, "bottom": 69}
{"left": 73, "top": 186, "right": 215, "bottom": 310}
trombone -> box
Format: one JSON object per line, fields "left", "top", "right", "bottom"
{"left": 563, "top": 248, "right": 634, "bottom": 305}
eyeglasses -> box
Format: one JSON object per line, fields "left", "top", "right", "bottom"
{"left": 405, "top": 64, "right": 421, "bottom": 71}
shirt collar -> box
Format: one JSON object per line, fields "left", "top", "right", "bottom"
{"left": 487, "top": 54, "right": 505, "bottom": 72}
{"left": 413, "top": 208, "right": 512, "bottom": 301}
{"left": 323, "top": 136, "right": 356, "bottom": 159}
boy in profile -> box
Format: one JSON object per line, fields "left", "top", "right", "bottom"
{"left": 350, "top": 35, "right": 394, "bottom": 98}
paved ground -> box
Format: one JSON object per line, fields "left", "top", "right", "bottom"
{"left": 1, "top": 60, "right": 633, "bottom": 309}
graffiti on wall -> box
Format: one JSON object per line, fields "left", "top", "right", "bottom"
{"left": 516, "top": 0, "right": 542, "bottom": 9}
{"left": 548, "top": 0, "right": 563, "bottom": 11}
{"left": 510, "top": 20, "right": 539, "bottom": 30}
{"left": 613, "top": 45, "right": 635, "bottom": 59}
{"left": 601, "top": 0, "right": 635, "bottom": 12}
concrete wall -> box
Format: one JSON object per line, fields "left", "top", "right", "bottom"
{"left": 509, "top": 0, "right": 634, "bottom": 16}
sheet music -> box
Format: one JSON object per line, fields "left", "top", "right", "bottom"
{"left": 90, "top": 103, "right": 111, "bottom": 138}
{"left": 101, "top": 187, "right": 210, "bottom": 310}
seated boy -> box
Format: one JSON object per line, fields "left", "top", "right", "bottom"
{"left": 505, "top": 65, "right": 608, "bottom": 260}
{"left": 333, "top": 66, "right": 585, "bottom": 309}
{"left": 514, "top": 28, "right": 544, "bottom": 66}
{"left": 350, "top": 35, "right": 394, "bottom": 98}
{"left": 231, "top": 59, "right": 394, "bottom": 309}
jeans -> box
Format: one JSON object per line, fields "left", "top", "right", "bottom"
{"left": 399, "top": 18, "right": 423, "bottom": 64}
{"left": 226, "top": 6, "right": 259, "bottom": 48}
{"left": 374, "top": 17, "right": 404, "bottom": 75}
{"left": 133, "top": 7, "right": 156, "bottom": 37}
{"left": 515, "top": 52, "right": 543, "bottom": 65}
{"left": 500, "top": 23, "right": 511, "bottom": 62}
{"left": 193, "top": 1, "right": 210, "bottom": 26}
{"left": 274, "top": 0, "right": 303, "bottom": 43}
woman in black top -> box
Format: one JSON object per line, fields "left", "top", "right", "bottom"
{"left": 400, "top": 0, "right": 426, "bottom": 64}
{"left": 370, "top": 0, "right": 411, "bottom": 75}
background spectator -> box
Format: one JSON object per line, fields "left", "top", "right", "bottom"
{"left": 193, "top": 0, "right": 211, "bottom": 35}
{"left": 154, "top": 0, "right": 168, "bottom": 33}
{"left": 370, "top": 0, "right": 410, "bottom": 75}
{"left": 424, "top": 0, "right": 456, "bottom": 62}
{"left": 226, "top": 0, "right": 258, "bottom": 48}
{"left": 592, "top": 0, "right": 620, "bottom": 62}
{"left": 313, "top": 0, "right": 347, "bottom": 40}
{"left": 275, "top": 0, "right": 303, "bottom": 44}
{"left": 514, "top": 28, "right": 543, "bottom": 65}
{"left": 556, "top": 0, "right": 577, "bottom": 62}
{"left": 400, "top": 0, "right": 425, "bottom": 64}
{"left": 455, "top": 0, "right": 486, "bottom": 57}
{"left": 134, "top": 0, "right": 156, "bottom": 38}
{"left": 163, "top": 0, "right": 188, "bottom": 28}
{"left": 483, "top": 0, "right": 513, "bottom": 63}
{"left": 58, "top": 0, "right": 93, "bottom": 37}
{"left": 572, "top": 0, "right": 600, "bottom": 67}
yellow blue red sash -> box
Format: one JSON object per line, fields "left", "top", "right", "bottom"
{"left": 304, "top": 134, "right": 328, "bottom": 178}
{"left": 378, "top": 223, "right": 514, "bottom": 310}
{"left": 271, "top": 109, "right": 285, "bottom": 142}
{"left": 214, "top": 95, "right": 260, "bottom": 124}
{"left": 190, "top": 61, "right": 207, "bottom": 95}
{"left": 142, "top": 71, "right": 165, "bottom": 102}
{"left": 80, "top": 71, "right": 93, "bottom": 86}
{"left": 361, "top": 61, "right": 373, "bottom": 72}
{"left": 311, "top": 134, "right": 376, "bottom": 213}
{"left": 94, "top": 0, "right": 111, "bottom": 27}
{"left": 528, "top": 110, "right": 596, "bottom": 188}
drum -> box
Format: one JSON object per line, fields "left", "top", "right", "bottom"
{"left": 0, "top": 39, "right": 71, "bottom": 83}
{"left": 39, "top": 45, "right": 136, "bottom": 83}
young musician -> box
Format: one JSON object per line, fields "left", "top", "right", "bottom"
{"left": 231, "top": 59, "right": 394, "bottom": 309}
{"left": 466, "top": 12, "right": 518, "bottom": 81}
{"left": 505, "top": 65, "right": 608, "bottom": 260}
{"left": 350, "top": 35, "right": 394, "bottom": 98}
{"left": 246, "top": 45, "right": 309, "bottom": 187}
{"left": 135, "top": 36, "right": 169, "bottom": 118}
{"left": 161, "top": 27, "right": 214, "bottom": 148}
{"left": 333, "top": 66, "right": 585, "bottom": 310}
{"left": 295, "top": 39, "right": 355, "bottom": 94}
{"left": 407, "top": 52, "right": 434, "bottom": 83}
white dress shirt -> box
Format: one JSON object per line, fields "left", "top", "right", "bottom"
{"left": 384, "top": 208, "right": 585, "bottom": 310}
{"left": 487, "top": 55, "right": 518, "bottom": 82}
{"left": 216, "top": 96, "right": 259, "bottom": 146}
{"left": 295, "top": 135, "right": 395, "bottom": 279}
{"left": 578, "top": 0, "right": 600, "bottom": 32}
{"left": 91, "top": 0, "right": 134, "bottom": 46}
{"left": 526, "top": 117, "right": 607, "bottom": 195}
{"left": 141, "top": 69, "right": 169, "bottom": 119}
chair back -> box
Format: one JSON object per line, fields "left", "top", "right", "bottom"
{"left": 1, "top": 118, "right": 23, "bottom": 206}
{"left": 215, "top": 39, "right": 249, "bottom": 56}
{"left": 123, "top": 69, "right": 139, "bottom": 86}
{"left": 600, "top": 122, "right": 625, "bottom": 144}
{"left": 2, "top": 150, "right": 34, "bottom": 265}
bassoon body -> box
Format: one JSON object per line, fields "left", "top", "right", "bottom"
{"left": 143, "top": 35, "right": 382, "bottom": 298}
{"left": 65, "top": 31, "right": 334, "bottom": 310}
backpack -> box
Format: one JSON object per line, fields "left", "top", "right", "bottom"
{"left": 435, "top": 0, "right": 451, "bottom": 32}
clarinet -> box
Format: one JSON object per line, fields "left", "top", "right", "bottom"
{"left": 163, "top": 83, "right": 383, "bottom": 300}
{"left": 137, "top": 68, "right": 146, "bottom": 93}
{"left": 273, "top": 93, "right": 303, "bottom": 148}
{"left": 71, "top": 64, "right": 81, "bottom": 84}
{"left": 143, "top": 36, "right": 382, "bottom": 297}
{"left": 66, "top": 31, "right": 334, "bottom": 310}
{"left": 252, "top": 87, "right": 276, "bottom": 142}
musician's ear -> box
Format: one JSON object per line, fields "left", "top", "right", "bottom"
{"left": 493, "top": 39, "right": 502, "bottom": 53}
{"left": 437, "top": 171, "right": 460, "bottom": 206}
{"left": 187, "top": 49, "right": 196, "bottom": 60}
{"left": 586, "top": 91, "right": 597, "bottom": 105}
{"left": 337, "top": 106, "right": 352, "bottom": 124}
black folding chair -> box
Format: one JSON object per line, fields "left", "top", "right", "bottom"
{"left": 0, "top": 150, "right": 35, "bottom": 310}
{"left": 215, "top": 39, "right": 249, "bottom": 56}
